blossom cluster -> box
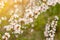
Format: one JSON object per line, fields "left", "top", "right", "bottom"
{"left": 2, "top": 32, "right": 10, "bottom": 40}
{"left": 44, "top": 16, "right": 59, "bottom": 40}
{"left": 0, "top": 0, "right": 60, "bottom": 25}
{"left": 0, "top": 0, "right": 59, "bottom": 40}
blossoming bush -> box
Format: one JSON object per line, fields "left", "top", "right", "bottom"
{"left": 0, "top": 0, "right": 60, "bottom": 40}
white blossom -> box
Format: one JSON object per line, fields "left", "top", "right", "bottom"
{"left": 40, "top": 3, "right": 49, "bottom": 12}
{"left": 44, "top": 16, "right": 59, "bottom": 40}
{"left": 2, "top": 32, "right": 10, "bottom": 40}
{"left": 1, "top": 16, "right": 7, "bottom": 20}
{"left": 4, "top": 25, "right": 13, "bottom": 31}
{"left": 57, "top": 0, "right": 60, "bottom": 4}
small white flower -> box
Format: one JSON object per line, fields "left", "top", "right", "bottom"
{"left": 14, "top": 29, "right": 20, "bottom": 34}
{"left": 10, "top": 22, "right": 16, "bottom": 25}
{"left": 47, "top": 0, "right": 58, "bottom": 6}
{"left": 31, "top": 24, "right": 34, "bottom": 27}
{"left": 57, "top": 0, "right": 60, "bottom": 4}
{"left": 40, "top": 3, "right": 49, "bottom": 12}
{"left": 25, "top": 12, "right": 34, "bottom": 18}
{"left": 52, "top": 28, "right": 56, "bottom": 31}
{"left": 55, "top": 21, "right": 58, "bottom": 24}
{"left": 45, "top": 24, "right": 50, "bottom": 30}
{"left": 18, "top": 18, "right": 26, "bottom": 24}
{"left": 2, "top": 32, "right": 10, "bottom": 40}
{"left": 49, "top": 33, "right": 55, "bottom": 38}
{"left": 4, "top": 25, "right": 13, "bottom": 31}
{"left": 45, "top": 27, "right": 50, "bottom": 31}
{"left": 28, "top": 18, "right": 33, "bottom": 23}
{"left": 44, "top": 31, "right": 49, "bottom": 37}
{"left": 13, "top": 24, "right": 22, "bottom": 34}
{"left": 14, "top": 19, "right": 18, "bottom": 23}
{"left": 51, "top": 21, "right": 55, "bottom": 26}
{"left": 8, "top": 17, "right": 14, "bottom": 22}
{"left": 49, "top": 30, "right": 55, "bottom": 33}
{"left": 22, "top": 26, "right": 27, "bottom": 29}
{"left": 50, "top": 37, "right": 54, "bottom": 40}
{"left": 5, "top": 32, "right": 10, "bottom": 38}
{"left": 2, "top": 35, "right": 6, "bottom": 39}
{"left": 33, "top": 6, "right": 40, "bottom": 13}
{"left": 25, "top": 8, "right": 34, "bottom": 18}
{"left": 55, "top": 16, "right": 59, "bottom": 20}
{"left": 13, "top": 13, "right": 19, "bottom": 18}
{"left": 54, "top": 23, "right": 57, "bottom": 27}
{"left": 14, "top": 24, "right": 21, "bottom": 30}
{"left": 1, "top": 17, "right": 5, "bottom": 20}
{"left": 46, "top": 38, "right": 50, "bottom": 40}
{"left": 20, "top": 30, "right": 23, "bottom": 34}
{"left": 34, "top": 12, "right": 40, "bottom": 18}
{"left": 52, "top": 0, "right": 58, "bottom": 6}
{"left": 1, "top": 16, "right": 7, "bottom": 20}
{"left": 46, "top": 0, "right": 54, "bottom": 6}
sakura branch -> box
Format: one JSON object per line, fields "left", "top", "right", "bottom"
{"left": 44, "top": 16, "right": 59, "bottom": 40}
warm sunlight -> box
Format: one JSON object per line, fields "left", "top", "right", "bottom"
{"left": 0, "top": 0, "right": 60, "bottom": 40}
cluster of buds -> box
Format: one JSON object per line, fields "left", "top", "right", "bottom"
{"left": 44, "top": 16, "right": 59, "bottom": 40}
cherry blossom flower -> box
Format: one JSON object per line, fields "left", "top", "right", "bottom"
{"left": 2, "top": 32, "right": 10, "bottom": 40}
{"left": 44, "top": 16, "right": 59, "bottom": 40}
